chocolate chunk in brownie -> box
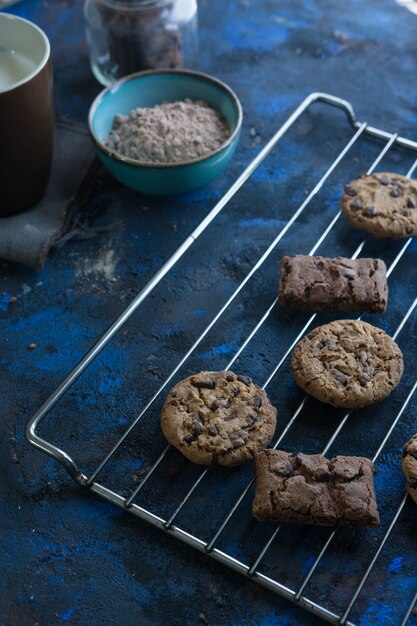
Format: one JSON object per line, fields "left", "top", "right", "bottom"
{"left": 252, "top": 449, "right": 379, "bottom": 527}
{"left": 278, "top": 255, "right": 388, "bottom": 313}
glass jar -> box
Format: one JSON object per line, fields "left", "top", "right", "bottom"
{"left": 84, "top": 0, "right": 198, "bottom": 86}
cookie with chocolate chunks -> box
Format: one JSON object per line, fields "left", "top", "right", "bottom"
{"left": 401, "top": 434, "right": 417, "bottom": 505}
{"left": 161, "top": 371, "right": 277, "bottom": 466}
{"left": 290, "top": 320, "right": 404, "bottom": 408}
{"left": 342, "top": 172, "right": 417, "bottom": 239}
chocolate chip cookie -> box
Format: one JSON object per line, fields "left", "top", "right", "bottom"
{"left": 291, "top": 320, "right": 404, "bottom": 408}
{"left": 252, "top": 449, "right": 379, "bottom": 527}
{"left": 341, "top": 172, "right": 417, "bottom": 238}
{"left": 401, "top": 434, "right": 417, "bottom": 505}
{"left": 161, "top": 371, "right": 277, "bottom": 466}
{"left": 278, "top": 255, "right": 388, "bottom": 313}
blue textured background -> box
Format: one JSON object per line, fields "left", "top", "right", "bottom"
{"left": 2, "top": 0, "right": 417, "bottom": 624}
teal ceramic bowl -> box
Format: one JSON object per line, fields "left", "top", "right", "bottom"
{"left": 88, "top": 69, "right": 243, "bottom": 196}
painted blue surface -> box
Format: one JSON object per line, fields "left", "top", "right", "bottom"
{"left": 2, "top": 0, "right": 417, "bottom": 625}
{"left": 388, "top": 556, "right": 404, "bottom": 574}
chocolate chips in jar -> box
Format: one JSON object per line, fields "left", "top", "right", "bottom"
{"left": 85, "top": 0, "right": 198, "bottom": 86}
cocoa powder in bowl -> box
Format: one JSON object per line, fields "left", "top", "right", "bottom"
{"left": 105, "top": 98, "right": 230, "bottom": 164}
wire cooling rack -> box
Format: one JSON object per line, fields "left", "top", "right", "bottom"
{"left": 26, "top": 93, "right": 417, "bottom": 625}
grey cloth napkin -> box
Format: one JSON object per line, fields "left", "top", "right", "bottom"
{"left": 0, "top": 120, "right": 97, "bottom": 270}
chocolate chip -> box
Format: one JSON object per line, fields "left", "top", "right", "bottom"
{"left": 402, "top": 444, "right": 408, "bottom": 459}
{"left": 192, "top": 423, "right": 203, "bottom": 437}
{"left": 211, "top": 399, "right": 230, "bottom": 410}
{"left": 292, "top": 453, "right": 302, "bottom": 467}
{"left": 350, "top": 199, "right": 363, "bottom": 210}
{"left": 345, "top": 185, "right": 358, "bottom": 196}
{"left": 208, "top": 425, "right": 218, "bottom": 436}
{"left": 229, "top": 430, "right": 247, "bottom": 447}
{"left": 379, "top": 175, "right": 391, "bottom": 185}
{"left": 343, "top": 271, "right": 355, "bottom": 280}
{"left": 231, "top": 386, "right": 240, "bottom": 397}
{"left": 183, "top": 435, "right": 194, "bottom": 444}
{"left": 355, "top": 351, "right": 367, "bottom": 362}
{"left": 362, "top": 366, "right": 369, "bottom": 373}
{"left": 332, "top": 368, "right": 348, "bottom": 385}
{"left": 410, "top": 451, "right": 417, "bottom": 461}
{"left": 307, "top": 333, "right": 315, "bottom": 340}
{"left": 224, "top": 412, "right": 238, "bottom": 421}
{"left": 191, "top": 414, "right": 203, "bottom": 436}
{"left": 390, "top": 187, "right": 401, "bottom": 198}
{"left": 226, "top": 374, "right": 234, "bottom": 382}
{"left": 316, "top": 342, "right": 324, "bottom": 350}
{"left": 408, "top": 479, "right": 417, "bottom": 489}
{"left": 237, "top": 375, "right": 251, "bottom": 386}
{"left": 407, "top": 197, "right": 416, "bottom": 208}
{"left": 171, "top": 392, "right": 177, "bottom": 398}
{"left": 325, "top": 337, "right": 338, "bottom": 350}
{"left": 246, "top": 414, "right": 258, "bottom": 426}
{"left": 358, "top": 375, "right": 368, "bottom": 387}
{"left": 316, "top": 469, "right": 331, "bottom": 482}
{"left": 193, "top": 378, "right": 215, "bottom": 389}
{"left": 367, "top": 205, "right": 377, "bottom": 217}
{"left": 274, "top": 463, "right": 293, "bottom": 477}
{"left": 357, "top": 216, "right": 365, "bottom": 223}
{"left": 402, "top": 210, "right": 412, "bottom": 217}
{"left": 253, "top": 395, "right": 262, "bottom": 408}
{"left": 229, "top": 430, "right": 246, "bottom": 440}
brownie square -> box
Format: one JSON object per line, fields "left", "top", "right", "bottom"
{"left": 278, "top": 255, "right": 387, "bottom": 313}
{"left": 252, "top": 449, "right": 379, "bottom": 527}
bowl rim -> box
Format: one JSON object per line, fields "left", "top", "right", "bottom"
{"left": 87, "top": 68, "right": 243, "bottom": 169}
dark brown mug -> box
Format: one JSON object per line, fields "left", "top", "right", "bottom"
{"left": 0, "top": 13, "right": 54, "bottom": 217}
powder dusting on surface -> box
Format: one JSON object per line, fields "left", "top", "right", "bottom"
{"left": 106, "top": 99, "right": 230, "bottom": 164}
{"left": 75, "top": 247, "right": 117, "bottom": 281}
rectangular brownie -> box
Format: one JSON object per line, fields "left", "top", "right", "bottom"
{"left": 252, "top": 449, "right": 379, "bottom": 527}
{"left": 278, "top": 255, "right": 387, "bottom": 313}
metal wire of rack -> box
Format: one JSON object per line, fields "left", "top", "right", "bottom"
{"left": 25, "top": 93, "right": 417, "bottom": 625}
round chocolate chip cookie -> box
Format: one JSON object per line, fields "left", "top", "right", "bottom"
{"left": 161, "top": 371, "right": 277, "bottom": 466}
{"left": 341, "top": 172, "right": 417, "bottom": 239}
{"left": 291, "top": 320, "right": 404, "bottom": 409}
{"left": 402, "top": 435, "right": 417, "bottom": 505}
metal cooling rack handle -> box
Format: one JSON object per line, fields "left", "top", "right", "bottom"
{"left": 21, "top": 92, "right": 391, "bottom": 484}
